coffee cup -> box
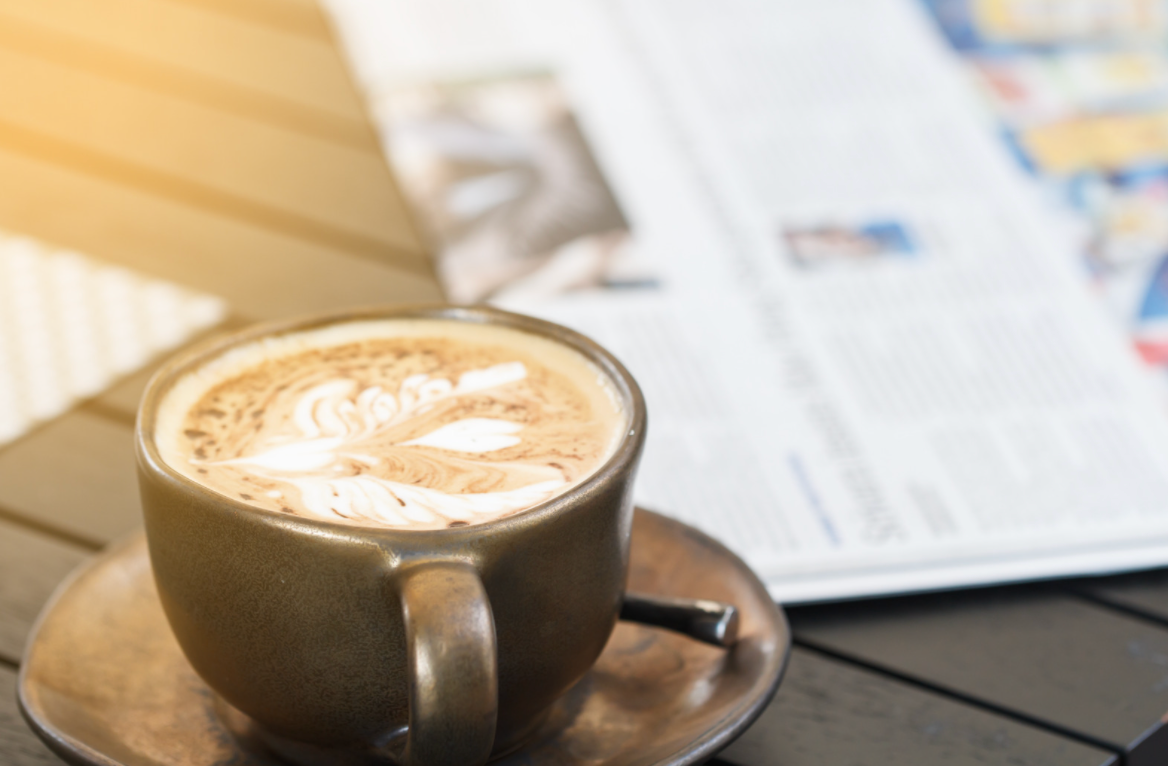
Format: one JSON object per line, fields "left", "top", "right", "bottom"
{"left": 135, "top": 305, "right": 647, "bottom": 766}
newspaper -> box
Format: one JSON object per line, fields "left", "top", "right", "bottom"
{"left": 323, "top": 0, "right": 1168, "bottom": 602}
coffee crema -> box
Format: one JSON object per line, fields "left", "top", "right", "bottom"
{"left": 154, "top": 319, "right": 627, "bottom": 530}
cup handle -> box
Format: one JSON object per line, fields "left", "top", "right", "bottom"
{"left": 399, "top": 561, "right": 498, "bottom": 766}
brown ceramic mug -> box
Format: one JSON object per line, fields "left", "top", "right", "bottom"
{"left": 134, "top": 305, "right": 647, "bottom": 766}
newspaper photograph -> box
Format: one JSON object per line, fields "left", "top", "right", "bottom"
{"left": 381, "top": 72, "right": 655, "bottom": 304}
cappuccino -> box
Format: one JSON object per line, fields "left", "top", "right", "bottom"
{"left": 154, "top": 319, "right": 627, "bottom": 529}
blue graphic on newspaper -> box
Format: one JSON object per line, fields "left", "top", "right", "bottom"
{"left": 783, "top": 220, "right": 917, "bottom": 270}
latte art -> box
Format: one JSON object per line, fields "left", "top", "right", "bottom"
{"left": 209, "top": 363, "right": 565, "bottom": 526}
{"left": 154, "top": 319, "right": 626, "bottom": 529}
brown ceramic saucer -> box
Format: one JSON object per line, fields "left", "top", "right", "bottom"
{"left": 19, "top": 508, "right": 790, "bottom": 766}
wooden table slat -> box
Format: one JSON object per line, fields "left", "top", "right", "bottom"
{"left": 90, "top": 316, "right": 253, "bottom": 420}
{"left": 0, "top": 13, "right": 370, "bottom": 148}
{"left": 160, "top": 0, "right": 329, "bottom": 40}
{"left": 0, "top": 43, "right": 423, "bottom": 257}
{"left": 0, "top": 412, "right": 140, "bottom": 546}
{"left": 0, "top": 521, "right": 89, "bottom": 664}
{"left": 0, "top": 0, "right": 365, "bottom": 120}
{"left": 0, "top": 666, "right": 66, "bottom": 765}
{"left": 789, "top": 589, "right": 1168, "bottom": 766}
{"left": 1078, "top": 570, "right": 1168, "bottom": 626}
{"left": 90, "top": 368, "right": 161, "bottom": 423}
{"left": 0, "top": 146, "right": 442, "bottom": 321}
{"left": 721, "top": 647, "right": 1117, "bottom": 766}
{"left": 0, "top": 120, "right": 430, "bottom": 276}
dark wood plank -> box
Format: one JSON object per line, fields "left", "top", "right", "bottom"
{"left": 0, "top": 0, "right": 365, "bottom": 120}
{"left": 1077, "top": 570, "right": 1168, "bottom": 624}
{"left": 790, "top": 590, "right": 1168, "bottom": 766}
{"left": 0, "top": 145, "right": 441, "bottom": 319}
{"left": 720, "top": 647, "right": 1116, "bottom": 766}
{"left": 0, "top": 665, "right": 66, "bottom": 765}
{"left": 0, "top": 44, "right": 422, "bottom": 257}
{"left": 0, "top": 412, "right": 138, "bottom": 546}
{"left": 0, "top": 521, "right": 88, "bottom": 664}
{"left": 0, "top": 12, "right": 370, "bottom": 148}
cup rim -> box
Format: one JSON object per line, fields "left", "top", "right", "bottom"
{"left": 135, "top": 303, "right": 647, "bottom": 544}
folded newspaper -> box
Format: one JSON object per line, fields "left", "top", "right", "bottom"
{"left": 324, "top": 0, "right": 1168, "bottom": 602}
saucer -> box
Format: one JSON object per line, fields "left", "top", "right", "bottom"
{"left": 19, "top": 509, "right": 790, "bottom": 766}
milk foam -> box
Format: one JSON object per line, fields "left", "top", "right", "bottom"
{"left": 154, "top": 319, "right": 626, "bottom": 529}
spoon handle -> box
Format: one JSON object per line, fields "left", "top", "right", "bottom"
{"left": 620, "top": 592, "right": 739, "bottom": 648}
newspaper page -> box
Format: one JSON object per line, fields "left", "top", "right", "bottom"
{"left": 324, "top": 0, "right": 1168, "bottom": 602}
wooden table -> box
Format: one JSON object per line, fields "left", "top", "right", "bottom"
{"left": 1, "top": 3, "right": 1167, "bottom": 765}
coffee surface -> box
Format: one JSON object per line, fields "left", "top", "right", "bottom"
{"left": 154, "top": 320, "right": 626, "bottom": 529}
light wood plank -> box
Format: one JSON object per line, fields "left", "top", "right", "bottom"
{"left": 0, "top": 0, "right": 365, "bottom": 120}
{"left": 0, "top": 520, "right": 88, "bottom": 663}
{"left": 161, "top": 0, "right": 329, "bottom": 40}
{"left": 0, "top": 144, "right": 442, "bottom": 320}
{"left": 721, "top": 647, "right": 1116, "bottom": 766}
{"left": 0, "top": 412, "right": 139, "bottom": 546}
{"left": 0, "top": 13, "right": 370, "bottom": 148}
{"left": 0, "top": 44, "right": 422, "bottom": 256}
{"left": 0, "top": 667, "right": 66, "bottom": 766}
{"left": 0, "top": 120, "right": 429, "bottom": 277}
{"left": 90, "top": 367, "right": 160, "bottom": 423}
{"left": 90, "top": 317, "right": 253, "bottom": 419}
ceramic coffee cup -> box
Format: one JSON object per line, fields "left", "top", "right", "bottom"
{"left": 135, "top": 305, "right": 646, "bottom": 766}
